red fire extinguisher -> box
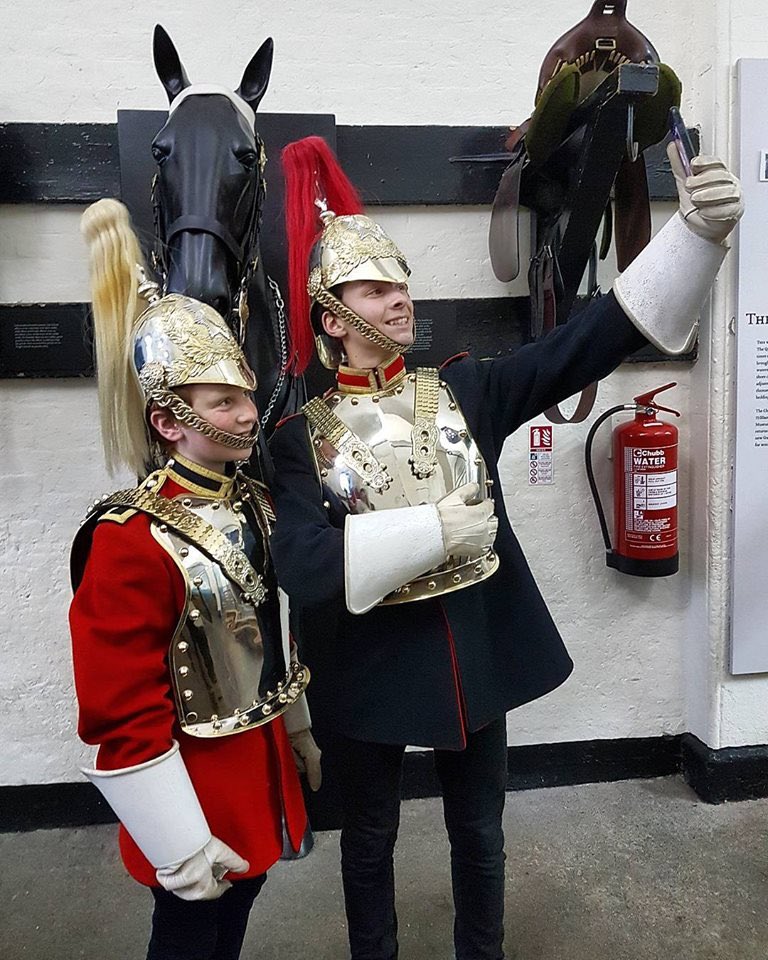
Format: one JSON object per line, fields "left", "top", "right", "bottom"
{"left": 585, "top": 382, "right": 680, "bottom": 577}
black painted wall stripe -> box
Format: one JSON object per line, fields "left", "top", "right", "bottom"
{"left": 0, "top": 123, "right": 119, "bottom": 203}
{"left": 0, "top": 120, "right": 684, "bottom": 206}
{"left": 5, "top": 734, "right": 767, "bottom": 835}
{"left": 0, "top": 297, "right": 693, "bottom": 381}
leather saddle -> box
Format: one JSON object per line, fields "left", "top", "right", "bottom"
{"left": 489, "top": 1, "right": 680, "bottom": 423}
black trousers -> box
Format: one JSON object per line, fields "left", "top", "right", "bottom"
{"left": 146, "top": 874, "right": 267, "bottom": 960}
{"left": 331, "top": 718, "right": 508, "bottom": 960}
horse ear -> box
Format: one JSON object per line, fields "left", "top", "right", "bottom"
{"left": 153, "top": 24, "right": 191, "bottom": 102}
{"left": 236, "top": 38, "right": 274, "bottom": 111}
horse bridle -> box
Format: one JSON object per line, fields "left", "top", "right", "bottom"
{"left": 150, "top": 133, "right": 268, "bottom": 346}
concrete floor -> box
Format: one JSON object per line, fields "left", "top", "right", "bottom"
{"left": 2, "top": 775, "right": 767, "bottom": 960}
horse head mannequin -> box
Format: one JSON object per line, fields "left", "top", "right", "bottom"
{"left": 151, "top": 25, "right": 299, "bottom": 444}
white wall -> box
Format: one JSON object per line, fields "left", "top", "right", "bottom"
{"left": 0, "top": 0, "right": 761, "bottom": 786}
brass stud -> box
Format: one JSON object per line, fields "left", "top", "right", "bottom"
{"left": 179, "top": 547, "right": 189, "bottom": 558}
{"left": 401, "top": 585, "right": 411, "bottom": 595}
{"left": 193, "top": 576, "right": 203, "bottom": 587}
{"left": 449, "top": 402, "right": 457, "bottom": 411}
{"left": 182, "top": 689, "right": 194, "bottom": 701}
{"left": 262, "top": 704, "right": 273, "bottom": 716}
{"left": 486, "top": 479, "right": 494, "bottom": 488}
{"left": 323, "top": 500, "right": 331, "bottom": 510}
{"left": 212, "top": 720, "right": 222, "bottom": 731}
{"left": 459, "top": 430, "right": 468, "bottom": 439}
{"left": 186, "top": 711, "right": 198, "bottom": 723}
{"left": 314, "top": 438, "right": 322, "bottom": 448}
{"left": 182, "top": 498, "right": 192, "bottom": 508}
{"left": 278, "top": 693, "right": 288, "bottom": 703}
{"left": 189, "top": 609, "right": 200, "bottom": 621}
{"left": 211, "top": 502, "right": 220, "bottom": 510}
{"left": 239, "top": 714, "right": 251, "bottom": 725}
{"left": 453, "top": 574, "right": 462, "bottom": 584}
{"left": 428, "top": 580, "right": 437, "bottom": 590}
{"left": 372, "top": 396, "right": 380, "bottom": 403}
{"left": 179, "top": 666, "right": 189, "bottom": 677}
{"left": 233, "top": 502, "right": 243, "bottom": 512}
{"left": 351, "top": 398, "right": 359, "bottom": 406}
{"left": 321, "top": 469, "right": 328, "bottom": 478}
{"left": 178, "top": 641, "right": 189, "bottom": 653}
{"left": 159, "top": 524, "right": 168, "bottom": 533}
{"left": 474, "top": 564, "right": 483, "bottom": 575}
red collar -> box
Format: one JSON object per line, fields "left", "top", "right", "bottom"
{"left": 336, "top": 355, "right": 407, "bottom": 394}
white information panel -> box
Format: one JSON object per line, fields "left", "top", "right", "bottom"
{"left": 731, "top": 60, "right": 768, "bottom": 673}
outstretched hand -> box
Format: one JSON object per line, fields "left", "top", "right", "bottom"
{"left": 667, "top": 143, "right": 744, "bottom": 245}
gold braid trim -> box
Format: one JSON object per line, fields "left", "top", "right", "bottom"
{"left": 151, "top": 390, "right": 258, "bottom": 450}
{"left": 303, "top": 397, "right": 392, "bottom": 493}
{"left": 410, "top": 367, "right": 440, "bottom": 479}
{"left": 92, "top": 487, "right": 267, "bottom": 605}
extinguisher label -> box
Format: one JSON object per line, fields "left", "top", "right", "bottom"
{"left": 529, "top": 425, "right": 553, "bottom": 484}
{"left": 632, "top": 471, "right": 677, "bottom": 512}
{"left": 623, "top": 447, "right": 677, "bottom": 547}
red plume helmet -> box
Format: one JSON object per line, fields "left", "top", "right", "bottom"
{"left": 281, "top": 136, "right": 365, "bottom": 375}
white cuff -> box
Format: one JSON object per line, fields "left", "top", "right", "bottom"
{"left": 82, "top": 741, "right": 210, "bottom": 869}
{"left": 344, "top": 505, "right": 446, "bottom": 615}
{"left": 613, "top": 212, "right": 728, "bottom": 355}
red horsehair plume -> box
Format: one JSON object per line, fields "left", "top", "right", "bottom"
{"left": 281, "top": 136, "right": 364, "bottom": 375}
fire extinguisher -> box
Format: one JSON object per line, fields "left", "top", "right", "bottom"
{"left": 585, "top": 382, "right": 680, "bottom": 577}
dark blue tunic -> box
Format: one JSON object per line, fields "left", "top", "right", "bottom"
{"left": 269, "top": 292, "right": 647, "bottom": 749}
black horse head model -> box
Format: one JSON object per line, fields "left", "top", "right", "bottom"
{"left": 151, "top": 24, "right": 272, "bottom": 320}
{"left": 150, "top": 25, "right": 301, "bottom": 440}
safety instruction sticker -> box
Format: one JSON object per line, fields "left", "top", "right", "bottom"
{"left": 529, "top": 425, "right": 553, "bottom": 485}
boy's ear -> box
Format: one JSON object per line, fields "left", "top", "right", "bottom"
{"left": 321, "top": 309, "right": 346, "bottom": 339}
{"left": 149, "top": 405, "right": 184, "bottom": 443}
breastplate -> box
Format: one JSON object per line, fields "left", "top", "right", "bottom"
{"left": 306, "top": 371, "right": 500, "bottom": 603}
{"left": 152, "top": 492, "right": 308, "bottom": 738}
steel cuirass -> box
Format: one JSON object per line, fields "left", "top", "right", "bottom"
{"left": 151, "top": 491, "right": 308, "bottom": 737}
{"left": 304, "top": 368, "right": 500, "bottom": 604}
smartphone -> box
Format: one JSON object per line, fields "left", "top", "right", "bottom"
{"left": 668, "top": 106, "right": 696, "bottom": 177}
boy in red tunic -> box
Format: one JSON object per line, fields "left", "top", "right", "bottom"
{"left": 70, "top": 199, "right": 320, "bottom": 960}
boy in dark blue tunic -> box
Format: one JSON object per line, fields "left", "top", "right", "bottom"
{"left": 270, "top": 136, "right": 743, "bottom": 960}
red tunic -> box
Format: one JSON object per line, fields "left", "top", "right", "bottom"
{"left": 69, "top": 470, "right": 307, "bottom": 886}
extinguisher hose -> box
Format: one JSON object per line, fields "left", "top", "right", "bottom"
{"left": 584, "top": 404, "right": 635, "bottom": 553}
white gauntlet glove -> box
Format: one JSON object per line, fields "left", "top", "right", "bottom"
{"left": 613, "top": 147, "right": 743, "bottom": 355}
{"left": 156, "top": 835, "right": 249, "bottom": 901}
{"left": 288, "top": 728, "right": 322, "bottom": 792}
{"left": 668, "top": 143, "right": 744, "bottom": 245}
{"left": 437, "top": 482, "right": 498, "bottom": 558}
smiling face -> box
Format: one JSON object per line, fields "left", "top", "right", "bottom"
{"left": 149, "top": 382, "right": 258, "bottom": 473}
{"left": 321, "top": 279, "right": 415, "bottom": 369}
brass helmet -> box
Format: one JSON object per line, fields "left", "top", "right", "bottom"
{"left": 282, "top": 137, "right": 411, "bottom": 374}
{"left": 307, "top": 211, "right": 411, "bottom": 369}
{"left": 132, "top": 286, "right": 258, "bottom": 454}
{"left": 134, "top": 290, "right": 256, "bottom": 403}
